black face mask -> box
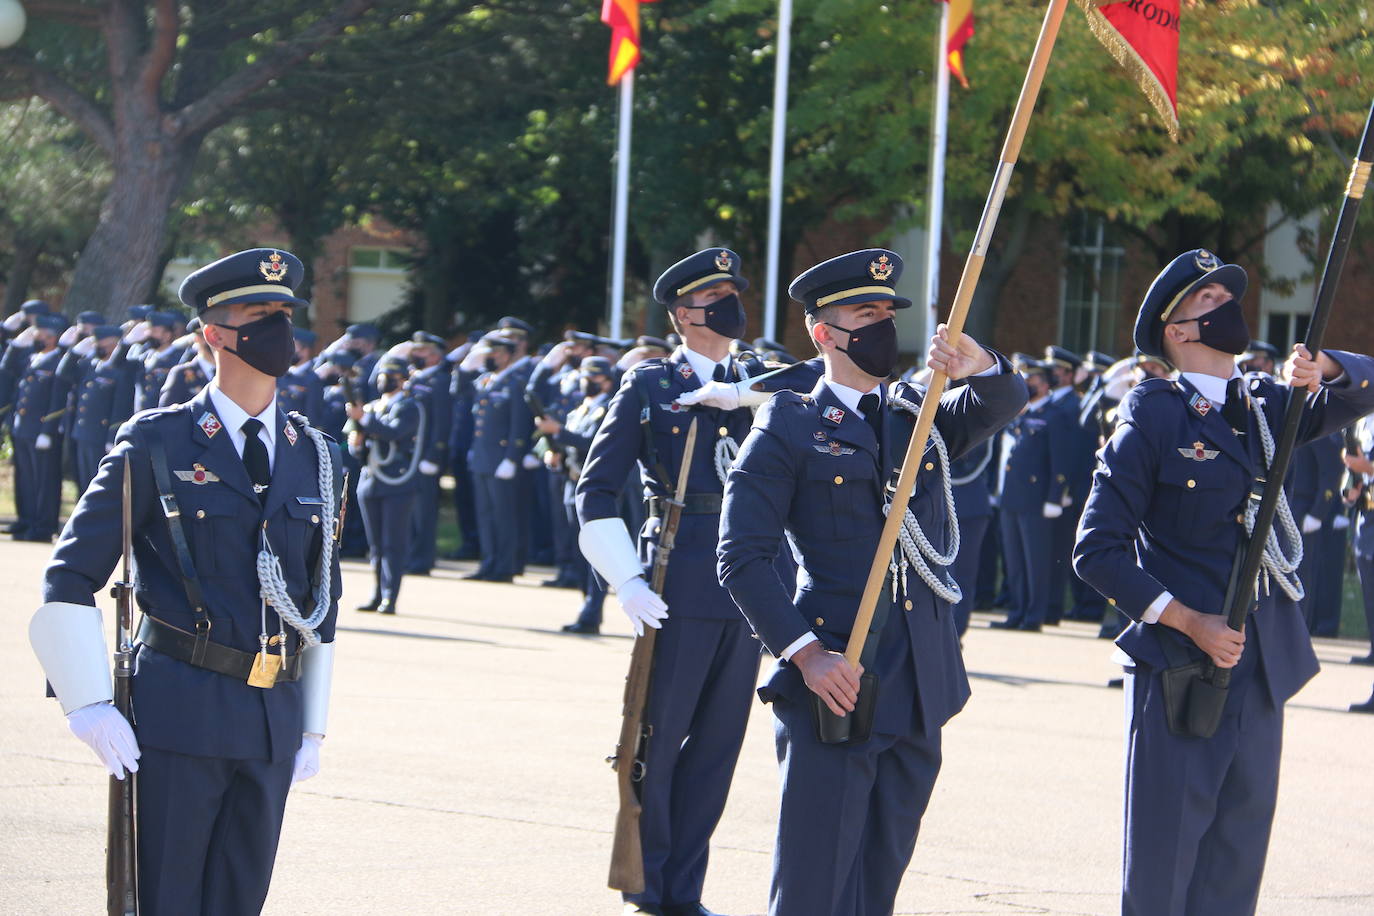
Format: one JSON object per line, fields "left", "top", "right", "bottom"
{"left": 483, "top": 356, "right": 500, "bottom": 374}
{"left": 214, "top": 311, "right": 296, "bottom": 378}
{"left": 826, "top": 317, "right": 899, "bottom": 379}
{"left": 581, "top": 379, "right": 604, "bottom": 397}
{"left": 1171, "top": 298, "right": 1250, "bottom": 356}
{"left": 683, "top": 292, "right": 747, "bottom": 340}
{"left": 410, "top": 356, "right": 428, "bottom": 371}
{"left": 377, "top": 374, "right": 403, "bottom": 394}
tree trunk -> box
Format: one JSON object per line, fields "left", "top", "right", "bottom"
{"left": 62, "top": 130, "right": 200, "bottom": 315}
{"left": 2, "top": 237, "right": 43, "bottom": 313}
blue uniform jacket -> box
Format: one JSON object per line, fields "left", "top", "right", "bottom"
{"left": 1354, "top": 423, "right": 1374, "bottom": 559}
{"left": 718, "top": 363, "right": 1027, "bottom": 733}
{"left": 1073, "top": 353, "right": 1374, "bottom": 702}
{"left": 159, "top": 358, "right": 212, "bottom": 408}
{"left": 43, "top": 388, "right": 343, "bottom": 762}
{"left": 999, "top": 399, "right": 1065, "bottom": 514}
{"left": 354, "top": 394, "right": 423, "bottom": 498}
{"left": 11, "top": 347, "right": 65, "bottom": 440}
{"left": 1289, "top": 432, "right": 1344, "bottom": 527}
{"left": 467, "top": 366, "right": 532, "bottom": 474}
{"left": 276, "top": 362, "right": 325, "bottom": 422}
{"left": 58, "top": 347, "right": 136, "bottom": 445}
{"left": 448, "top": 366, "right": 478, "bottom": 472}
{"left": 950, "top": 435, "right": 995, "bottom": 520}
{"left": 136, "top": 346, "right": 184, "bottom": 413}
{"left": 409, "top": 361, "right": 453, "bottom": 466}
{"left": 576, "top": 349, "right": 770, "bottom": 621}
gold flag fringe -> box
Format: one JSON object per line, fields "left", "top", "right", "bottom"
{"left": 1074, "top": 0, "right": 1181, "bottom": 141}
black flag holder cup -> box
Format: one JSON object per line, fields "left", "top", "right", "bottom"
{"left": 1179, "top": 99, "right": 1374, "bottom": 740}
{"left": 813, "top": 0, "right": 1072, "bottom": 745}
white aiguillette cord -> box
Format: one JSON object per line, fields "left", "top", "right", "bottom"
{"left": 884, "top": 395, "right": 962, "bottom": 605}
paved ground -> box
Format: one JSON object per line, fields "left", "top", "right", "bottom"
{"left": 3, "top": 538, "right": 1373, "bottom": 915}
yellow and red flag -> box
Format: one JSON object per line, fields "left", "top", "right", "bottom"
{"left": 1075, "top": 0, "right": 1181, "bottom": 140}
{"left": 945, "top": 0, "right": 973, "bottom": 89}
{"left": 602, "top": 0, "right": 655, "bottom": 86}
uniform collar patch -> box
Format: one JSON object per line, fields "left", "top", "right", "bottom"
{"left": 283, "top": 422, "right": 298, "bottom": 446}
{"left": 175, "top": 463, "right": 220, "bottom": 485}
{"left": 1178, "top": 441, "right": 1219, "bottom": 461}
{"left": 822, "top": 406, "right": 845, "bottom": 425}
{"left": 1187, "top": 392, "right": 1213, "bottom": 417}
{"left": 197, "top": 411, "right": 222, "bottom": 439}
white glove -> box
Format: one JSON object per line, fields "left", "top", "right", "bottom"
{"left": 1302, "top": 513, "right": 1322, "bottom": 534}
{"left": 676, "top": 380, "right": 739, "bottom": 411}
{"left": 1334, "top": 514, "right": 1351, "bottom": 530}
{"left": 495, "top": 458, "right": 516, "bottom": 480}
{"left": 386, "top": 341, "right": 415, "bottom": 359}
{"left": 292, "top": 733, "right": 323, "bottom": 784}
{"left": 58, "top": 326, "right": 81, "bottom": 348}
{"left": 616, "top": 576, "right": 669, "bottom": 636}
{"left": 1042, "top": 501, "right": 1064, "bottom": 519}
{"left": 36, "top": 433, "right": 53, "bottom": 451}
{"left": 73, "top": 335, "right": 98, "bottom": 356}
{"left": 521, "top": 453, "right": 540, "bottom": 470}
{"left": 1061, "top": 492, "right": 1073, "bottom": 508}
{"left": 67, "top": 703, "right": 140, "bottom": 779}
{"left": 2, "top": 311, "right": 24, "bottom": 332}
{"left": 123, "top": 322, "right": 150, "bottom": 344}
{"left": 12, "top": 326, "right": 36, "bottom": 347}
{"left": 419, "top": 459, "right": 440, "bottom": 476}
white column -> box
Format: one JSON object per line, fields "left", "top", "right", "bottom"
{"left": 763, "top": 0, "right": 793, "bottom": 342}
{"left": 924, "top": 0, "right": 951, "bottom": 345}
{"left": 609, "top": 71, "right": 635, "bottom": 338}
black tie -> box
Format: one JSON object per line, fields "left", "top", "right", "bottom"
{"left": 859, "top": 393, "right": 883, "bottom": 443}
{"left": 241, "top": 418, "right": 271, "bottom": 501}
{"left": 1223, "top": 378, "right": 1247, "bottom": 435}
{"left": 712, "top": 361, "right": 729, "bottom": 383}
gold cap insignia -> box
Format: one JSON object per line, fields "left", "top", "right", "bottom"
{"left": 714, "top": 250, "right": 733, "bottom": 272}
{"left": 1194, "top": 249, "right": 1220, "bottom": 272}
{"left": 260, "top": 251, "right": 288, "bottom": 282}
{"left": 869, "top": 254, "right": 895, "bottom": 281}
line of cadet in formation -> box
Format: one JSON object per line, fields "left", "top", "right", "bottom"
{"left": 3, "top": 299, "right": 1371, "bottom": 656}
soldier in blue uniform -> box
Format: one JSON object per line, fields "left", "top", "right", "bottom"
{"left": 276, "top": 327, "right": 324, "bottom": 421}
{"left": 8, "top": 312, "right": 70, "bottom": 541}
{"left": 1290, "top": 431, "right": 1346, "bottom": 635}
{"left": 541, "top": 355, "right": 616, "bottom": 633}
{"left": 319, "top": 350, "right": 368, "bottom": 558}
{"left": 349, "top": 357, "right": 423, "bottom": 615}
{"left": 576, "top": 246, "right": 795, "bottom": 916}
{"left": 130, "top": 312, "right": 186, "bottom": 413}
{"left": 399, "top": 331, "right": 453, "bottom": 575}
{"left": 158, "top": 317, "right": 216, "bottom": 407}
{"left": 339, "top": 323, "right": 381, "bottom": 401}
{"left": 718, "top": 248, "right": 1026, "bottom": 916}
{"left": 993, "top": 358, "right": 1069, "bottom": 631}
{"left": 29, "top": 247, "right": 342, "bottom": 915}
{"left": 57, "top": 324, "right": 134, "bottom": 491}
{"left": 463, "top": 331, "right": 531, "bottom": 583}
{"left": 1073, "top": 249, "right": 1374, "bottom": 914}
{"left": 1239, "top": 339, "right": 1280, "bottom": 378}
{"left": 1344, "top": 417, "right": 1374, "bottom": 670}
{"left": 445, "top": 335, "right": 483, "bottom": 560}
{"left": 949, "top": 431, "right": 996, "bottom": 636}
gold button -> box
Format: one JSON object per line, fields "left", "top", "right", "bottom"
{"left": 925, "top": 462, "right": 934, "bottom": 471}
{"left": 1363, "top": 380, "right": 1369, "bottom": 389}
{"left": 815, "top": 617, "right": 825, "bottom": 626}
{"left": 904, "top": 599, "right": 913, "bottom": 611}
{"left": 499, "top": 439, "right": 507, "bottom": 446}
{"left": 1057, "top": 474, "right": 1066, "bottom": 482}
{"left": 1029, "top": 475, "right": 1037, "bottom": 483}
{"left": 719, "top": 426, "right": 728, "bottom": 437}
{"left": 1186, "top": 479, "right": 1196, "bottom": 489}
{"left": 672, "top": 426, "right": 680, "bottom": 435}
{"left": 1236, "top": 514, "right": 1244, "bottom": 524}
{"left": 1325, "top": 489, "right": 1333, "bottom": 500}
{"left": 310, "top": 514, "right": 319, "bottom": 524}
{"left": 1108, "top": 598, "right": 1117, "bottom": 606}
{"left": 833, "top": 475, "right": 844, "bottom": 485}
{"left": 196, "top": 509, "right": 206, "bottom": 519}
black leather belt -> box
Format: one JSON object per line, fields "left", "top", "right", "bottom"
{"left": 137, "top": 616, "right": 301, "bottom": 683}
{"left": 647, "top": 493, "right": 723, "bottom": 517}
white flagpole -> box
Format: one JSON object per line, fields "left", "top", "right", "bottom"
{"left": 609, "top": 70, "right": 635, "bottom": 338}
{"left": 763, "top": 0, "right": 793, "bottom": 342}
{"left": 925, "top": 1, "right": 951, "bottom": 344}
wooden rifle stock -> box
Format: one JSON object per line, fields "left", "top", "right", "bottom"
{"left": 107, "top": 459, "right": 138, "bottom": 915}
{"left": 607, "top": 420, "right": 699, "bottom": 894}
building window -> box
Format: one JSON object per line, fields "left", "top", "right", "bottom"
{"left": 347, "top": 247, "right": 411, "bottom": 323}
{"left": 1059, "top": 215, "right": 1124, "bottom": 356}
{"left": 349, "top": 247, "right": 408, "bottom": 272}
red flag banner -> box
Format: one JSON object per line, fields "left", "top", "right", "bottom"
{"left": 602, "top": 0, "right": 654, "bottom": 86}
{"left": 1075, "top": 0, "right": 1180, "bottom": 140}
{"left": 946, "top": 0, "right": 973, "bottom": 89}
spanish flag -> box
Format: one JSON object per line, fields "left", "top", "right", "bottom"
{"left": 1075, "top": 0, "right": 1180, "bottom": 140}
{"left": 602, "top": 0, "right": 654, "bottom": 86}
{"left": 946, "top": 0, "right": 974, "bottom": 89}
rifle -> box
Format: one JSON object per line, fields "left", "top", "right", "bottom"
{"left": 1340, "top": 424, "right": 1364, "bottom": 507}
{"left": 1194, "top": 100, "right": 1374, "bottom": 733}
{"left": 607, "top": 419, "right": 700, "bottom": 894}
{"left": 340, "top": 372, "right": 366, "bottom": 452}
{"left": 107, "top": 458, "right": 138, "bottom": 915}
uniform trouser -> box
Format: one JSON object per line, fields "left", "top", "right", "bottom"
{"left": 564, "top": 487, "right": 605, "bottom": 627}
{"left": 624, "top": 617, "right": 759, "bottom": 909}
{"left": 407, "top": 472, "right": 441, "bottom": 572}
{"left": 360, "top": 490, "right": 418, "bottom": 603}
{"left": 1000, "top": 510, "right": 1050, "bottom": 627}
{"left": 549, "top": 468, "right": 577, "bottom": 579}
{"left": 75, "top": 437, "right": 106, "bottom": 494}
{"left": 1122, "top": 642, "right": 1280, "bottom": 916}
{"left": 473, "top": 471, "right": 518, "bottom": 578}
{"left": 340, "top": 456, "right": 368, "bottom": 556}
{"left": 1357, "top": 552, "right": 1374, "bottom": 651}
{"left": 451, "top": 452, "right": 481, "bottom": 554}
{"left": 136, "top": 745, "right": 294, "bottom": 916}
{"left": 976, "top": 508, "right": 1003, "bottom": 606}
{"left": 516, "top": 466, "right": 536, "bottom": 571}
{"left": 1312, "top": 524, "right": 1347, "bottom": 636}
{"left": 949, "top": 513, "right": 989, "bottom": 636}
{"left": 769, "top": 696, "right": 943, "bottom": 916}
{"left": 1047, "top": 508, "right": 1075, "bottom": 621}
{"left": 11, "top": 436, "right": 38, "bottom": 533}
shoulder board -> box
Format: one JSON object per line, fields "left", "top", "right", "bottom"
{"left": 1117, "top": 376, "right": 1178, "bottom": 424}
{"left": 132, "top": 404, "right": 184, "bottom": 424}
